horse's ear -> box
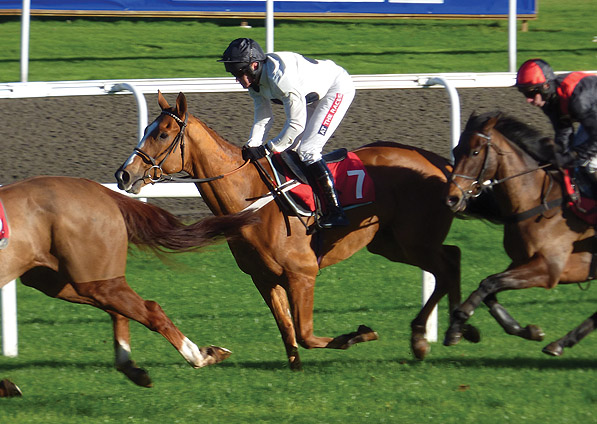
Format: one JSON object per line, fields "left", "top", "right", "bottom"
{"left": 175, "top": 92, "right": 187, "bottom": 120}
{"left": 484, "top": 114, "right": 500, "bottom": 131}
{"left": 158, "top": 90, "right": 170, "bottom": 110}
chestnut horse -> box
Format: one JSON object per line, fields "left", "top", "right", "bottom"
{"left": 0, "top": 176, "right": 255, "bottom": 388}
{"left": 115, "top": 92, "right": 479, "bottom": 369}
{"left": 445, "top": 111, "right": 596, "bottom": 356}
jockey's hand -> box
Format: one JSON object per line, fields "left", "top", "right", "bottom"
{"left": 242, "top": 145, "right": 268, "bottom": 162}
{"left": 554, "top": 150, "right": 579, "bottom": 168}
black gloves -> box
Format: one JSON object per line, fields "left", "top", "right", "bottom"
{"left": 242, "top": 145, "right": 268, "bottom": 162}
{"left": 554, "top": 150, "right": 579, "bottom": 168}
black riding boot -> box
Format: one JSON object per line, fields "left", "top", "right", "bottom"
{"left": 306, "top": 159, "right": 349, "bottom": 229}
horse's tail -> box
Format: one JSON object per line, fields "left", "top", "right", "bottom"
{"left": 101, "top": 187, "right": 257, "bottom": 253}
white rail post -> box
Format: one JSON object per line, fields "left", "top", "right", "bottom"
{"left": 109, "top": 83, "right": 148, "bottom": 142}
{"left": 509, "top": 0, "right": 517, "bottom": 72}
{"left": 20, "top": 0, "right": 30, "bottom": 83}
{"left": 266, "top": 0, "right": 274, "bottom": 53}
{"left": 2, "top": 280, "right": 18, "bottom": 357}
{"left": 417, "top": 76, "right": 461, "bottom": 342}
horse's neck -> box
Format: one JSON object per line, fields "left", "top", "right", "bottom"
{"left": 186, "top": 117, "right": 255, "bottom": 215}
{"left": 495, "top": 137, "right": 556, "bottom": 214}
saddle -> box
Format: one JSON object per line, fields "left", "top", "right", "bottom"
{"left": 0, "top": 199, "right": 9, "bottom": 249}
{"left": 562, "top": 168, "right": 597, "bottom": 225}
{"left": 263, "top": 148, "right": 375, "bottom": 219}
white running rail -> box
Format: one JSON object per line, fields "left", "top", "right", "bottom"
{"left": 0, "top": 71, "right": 529, "bottom": 356}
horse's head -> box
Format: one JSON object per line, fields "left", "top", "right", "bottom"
{"left": 446, "top": 112, "right": 502, "bottom": 212}
{"left": 115, "top": 91, "right": 189, "bottom": 194}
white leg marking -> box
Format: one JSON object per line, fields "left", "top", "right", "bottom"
{"left": 180, "top": 337, "right": 208, "bottom": 368}
{"left": 115, "top": 339, "right": 132, "bottom": 367}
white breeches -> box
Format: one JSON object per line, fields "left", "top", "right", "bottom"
{"left": 294, "top": 71, "right": 355, "bottom": 164}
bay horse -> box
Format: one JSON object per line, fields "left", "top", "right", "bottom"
{"left": 115, "top": 91, "right": 479, "bottom": 369}
{"left": 0, "top": 176, "right": 255, "bottom": 388}
{"left": 445, "top": 111, "right": 596, "bottom": 356}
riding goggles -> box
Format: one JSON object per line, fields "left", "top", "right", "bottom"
{"left": 517, "top": 84, "right": 543, "bottom": 99}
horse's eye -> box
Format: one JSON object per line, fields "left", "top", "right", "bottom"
{"left": 472, "top": 150, "right": 480, "bottom": 156}
{"left": 159, "top": 132, "right": 169, "bottom": 140}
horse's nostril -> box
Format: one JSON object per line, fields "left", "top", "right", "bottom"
{"left": 446, "top": 196, "right": 459, "bottom": 208}
{"left": 115, "top": 169, "right": 130, "bottom": 188}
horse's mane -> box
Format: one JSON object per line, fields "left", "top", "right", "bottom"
{"left": 457, "top": 111, "right": 557, "bottom": 225}
{"left": 466, "top": 111, "right": 555, "bottom": 164}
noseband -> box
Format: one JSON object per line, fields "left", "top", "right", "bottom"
{"left": 450, "top": 131, "right": 495, "bottom": 201}
{"left": 134, "top": 111, "right": 188, "bottom": 183}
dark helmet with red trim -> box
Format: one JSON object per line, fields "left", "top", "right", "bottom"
{"left": 218, "top": 38, "right": 266, "bottom": 81}
{"left": 516, "top": 59, "right": 557, "bottom": 100}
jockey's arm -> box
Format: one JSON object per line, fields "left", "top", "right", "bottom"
{"left": 247, "top": 94, "right": 274, "bottom": 147}
{"left": 267, "top": 87, "right": 308, "bottom": 153}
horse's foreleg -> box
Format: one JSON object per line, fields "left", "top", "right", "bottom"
{"left": 286, "top": 274, "right": 378, "bottom": 352}
{"left": 72, "top": 277, "right": 230, "bottom": 371}
{"left": 445, "top": 255, "right": 552, "bottom": 346}
{"left": 254, "top": 281, "right": 301, "bottom": 370}
{"left": 543, "top": 312, "right": 597, "bottom": 356}
{"left": 484, "top": 295, "right": 545, "bottom": 341}
{"left": 411, "top": 245, "right": 479, "bottom": 358}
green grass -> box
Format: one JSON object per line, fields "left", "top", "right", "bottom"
{"left": 1, "top": 1, "right": 596, "bottom": 421}
{"left": 0, "top": 220, "right": 596, "bottom": 423}
{"left": 0, "top": 0, "right": 595, "bottom": 82}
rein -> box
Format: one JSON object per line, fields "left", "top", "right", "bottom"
{"left": 133, "top": 110, "right": 249, "bottom": 185}
{"left": 452, "top": 131, "right": 564, "bottom": 222}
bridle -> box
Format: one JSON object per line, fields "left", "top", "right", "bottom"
{"left": 132, "top": 110, "right": 248, "bottom": 184}
{"left": 450, "top": 131, "right": 497, "bottom": 201}
{"left": 132, "top": 111, "right": 190, "bottom": 183}
{"left": 450, "top": 130, "right": 550, "bottom": 203}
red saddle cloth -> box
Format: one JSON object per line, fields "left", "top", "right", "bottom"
{"left": 279, "top": 152, "right": 375, "bottom": 211}
{"left": 0, "top": 199, "right": 9, "bottom": 248}
{"left": 562, "top": 169, "right": 597, "bottom": 225}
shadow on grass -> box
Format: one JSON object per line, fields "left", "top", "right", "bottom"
{"left": 1, "top": 353, "right": 595, "bottom": 376}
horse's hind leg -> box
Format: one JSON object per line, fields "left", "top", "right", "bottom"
{"left": 71, "top": 276, "right": 231, "bottom": 370}
{"left": 109, "top": 312, "right": 153, "bottom": 387}
{"left": 542, "top": 312, "right": 597, "bottom": 356}
{"left": 21, "top": 269, "right": 152, "bottom": 386}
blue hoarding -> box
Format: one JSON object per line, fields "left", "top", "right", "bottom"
{"left": 0, "top": 1, "right": 538, "bottom": 17}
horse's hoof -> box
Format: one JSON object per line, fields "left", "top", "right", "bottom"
{"left": 411, "top": 337, "right": 430, "bottom": 360}
{"left": 327, "top": 325, "right": 379, "bottom": 349}
{"left": 201, "top": 345, "right": 232, "bottom": 365}
{"left": 117, "top": 361, "right": 152, "bottom": 388}
{"left": 289, "top": 358, "right": 303, "bottom": 371}
{"left": 542, "top": 342, "right": 563, "bottom": 357}
{"left": 0, "top": 379, "right": 22, "bottom": 397}
{"left": 462, "top": 324, "right": 481, "bottom": 344}
{"left": 347, "top": 325, "right": 379, "bottom": 347}
{"left": 523, "top": 325, "right": 545, "bottom": 341}
{"left": 443, "top": 328, "right": 463, "bottom": 346}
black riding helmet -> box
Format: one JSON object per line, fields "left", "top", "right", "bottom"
{"left": 218, "top": 38, "right": 267, "bottom": 83}
{"left": 516, "top": 59, "right": 557, "bottom": 100}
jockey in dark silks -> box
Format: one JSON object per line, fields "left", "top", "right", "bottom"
{"left": 516, "top": 59, "right": 597, "bottom": 184}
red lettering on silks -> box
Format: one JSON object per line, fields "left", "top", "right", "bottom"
{"left": 318, "top": 93, "right": 344, "bottom": 136}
